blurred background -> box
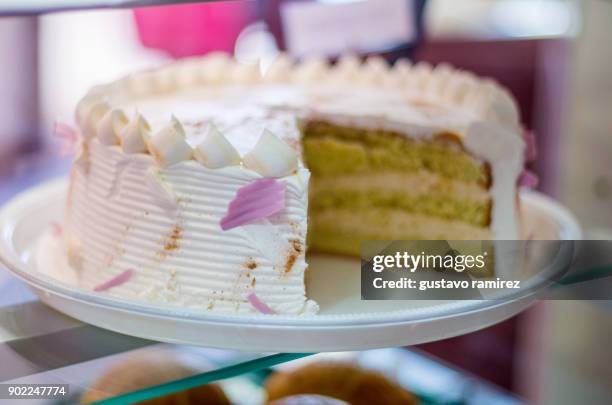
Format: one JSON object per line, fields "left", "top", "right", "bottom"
{"left": 0, "top": 0, "right": 611, "bottom": 404}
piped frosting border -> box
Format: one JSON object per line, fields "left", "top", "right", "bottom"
{"left": 75, "top": 53, "right": 523, "bottom": 169}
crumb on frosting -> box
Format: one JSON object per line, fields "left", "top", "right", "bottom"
{"left": 184, "top": 119, "right": 206, "bottom": 128}
{"left": 291, "top": 239, "right": 303, "bottom": 254}
{"left": 245, "top": 257, "right": 257, "bottom": 270}
{"left": 284, "top": 239, "right": 303, "bottom": 273}
{"left": 163, "top": 226, "right": 183, "bottom": 252}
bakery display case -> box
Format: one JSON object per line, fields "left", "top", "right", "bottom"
{"left": 1, "top": 296, "right": 524, "bottom": 404}
{"left": 0, "top": 1, "right": 611, "bottom": 404}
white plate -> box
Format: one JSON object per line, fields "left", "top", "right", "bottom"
{"left": 0, "top": 179, "right": 581, "bottom": 352}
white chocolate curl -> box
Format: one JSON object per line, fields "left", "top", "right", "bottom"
{"left": 75, "top": 85, "right": 107, "bottom": 126}
{"left": 83, "top": 101, "right": 110, "bottom": 138}
{"left": 193, "top": 124, "right": 240, "bottom": 169}
{"left": 243, "top": 129, "right": 298, "bottom": 177}
{"left": 120, "top": 113, "right": 151, "bottom": 154}
{"left": 147, "top": 116, "right": 193, "bottom": 166}
{"left": 97, "top": 109, "right": 128, "bottom": 145}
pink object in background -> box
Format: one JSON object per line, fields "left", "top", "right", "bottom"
{"left": 133, "top": 2, "right": 257, "bottom": 58}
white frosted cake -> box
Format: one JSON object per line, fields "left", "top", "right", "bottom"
{"left": 65, "top": 54, "right": 525, "bottom": 315}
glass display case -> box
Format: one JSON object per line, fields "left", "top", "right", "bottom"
{"left": 0, "top": 1, "right": 611, "bottom": 404}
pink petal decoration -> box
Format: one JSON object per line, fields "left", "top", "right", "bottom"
{"left": 220, "top": 179, "right": 286, "bottom": 230}
{"left": 94, "top": 269, "right": 134, "bottom": 292}
{"left": 523, "top": 130, "right": 537, "bottom": 162}
{"left": 53, "top": 120, "right": 79, "bottom": 157}
{"left": 247, "top": 292, "right": 276, "bottom": 314}
{"left": 50, "top": 221, "right": 62, "bottom": 237}
{"left": 519, "top": 169, "right": 539, "bottom": 189}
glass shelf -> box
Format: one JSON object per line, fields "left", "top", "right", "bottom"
{"left": 95, "top": 353, "right": 313, "bottom": 404}
{"left": 88, "top": 348, "right": 526, "bottom": 405}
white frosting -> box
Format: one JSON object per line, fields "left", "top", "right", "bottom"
{"left": 331, "top": 54, "right": 361, "bottom": 84}
{"left": 69, "top": 53, "right": 525, "bottom": 315}
{"left": 464, "top": 122, "right": 524, "bottom": 239}
{"left": 200, "top": 52, "right": 232, "bottom": 83}
{"left": 263, "top": 54, "right": 294, "bottom": 83}
{"left": 174, "top": 59, "right": 202, "bottom": 90}
{"left": 292, "top": 57, "right": 329, "bottom": 84}
{"left": 359, "top": 56, "right": 389, "bottom": 86}
{"left": 68, "top": 139, "right": 316, "bottom": 315}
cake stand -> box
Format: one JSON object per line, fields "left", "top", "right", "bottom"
{"left": 0, "top": 178, "right": 582, "bottom": 356}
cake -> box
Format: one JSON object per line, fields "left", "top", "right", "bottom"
{"left": 65, "top": 53, "right": 525, "bottom": 315}
{"left": 264, "top": 362, "right": 417, "bottom": 405}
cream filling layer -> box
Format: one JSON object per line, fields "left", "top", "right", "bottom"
{"left": 67, "top": 139, "right": 317, "bottom": 315}
{"left": 310, "top": 171, "right": 490, "bottom": 203}
{"left": 308, "top": 114, "right": 523, "bottom": 240}
{"left": 311, "top": 209, "right": 492, "bottom": 240}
